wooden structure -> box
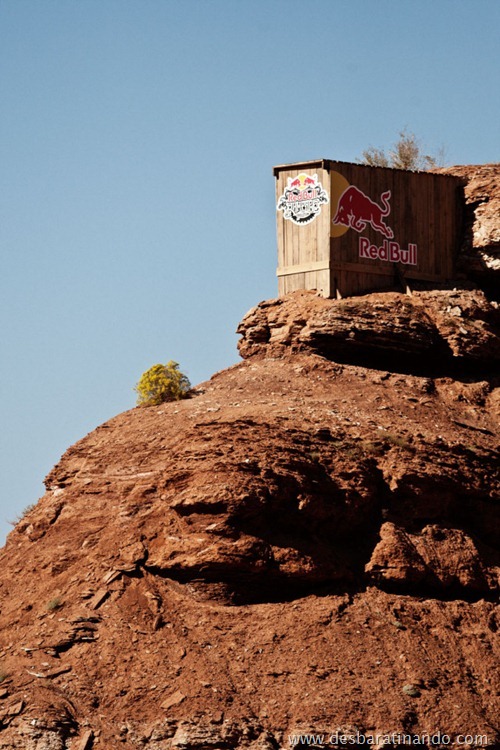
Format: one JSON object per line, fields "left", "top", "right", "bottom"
{"left": 274, "top": 159, "right": 464, "bottom": 298}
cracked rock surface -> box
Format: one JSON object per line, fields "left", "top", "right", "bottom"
{"left": 434, "top": 163, "right": 500, "bottom": 297}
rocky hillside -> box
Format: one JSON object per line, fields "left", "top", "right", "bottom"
{"left": 0, "top": 166, "right": 498, "bottom": 749}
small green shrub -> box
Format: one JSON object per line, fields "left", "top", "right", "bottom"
{"left": 46, "top": 597, "right": 63, "bottom": 611}
{"left": 402, "top": 683, "right": 421, "bottom": 697}
{"left": 135, "top": 360, "right": 191, "bottom": 406}
{"left": 360, "top": 439, "right": 385, "bottom": 456}
{"left": 376, "top": 429, "right": 414, "bottom": 451}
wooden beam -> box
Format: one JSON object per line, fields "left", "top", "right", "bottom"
{"left": 277, "top": 260, "right": 330, "bottom": 277}
{"left": 330, "top": 261, "right": 449, "bottom": 282}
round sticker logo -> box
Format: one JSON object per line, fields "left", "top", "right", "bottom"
{"left": 277, "top": 173, "right": 329, "bottom": 225}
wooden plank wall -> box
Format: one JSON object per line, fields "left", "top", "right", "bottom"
{"left": 275, "top": 160, "right": 464, "bottom": 299}
{"left": 276, "top": 165, "right": 332, "bottom": 296}
{"left": 327, "top": 161, "right": 463, "bottom": 297}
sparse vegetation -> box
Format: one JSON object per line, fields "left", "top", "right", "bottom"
{"left": 135, "top": 360, "right": 191, "bottom": 406}
{"left": 8, "top": 502, "right": 37, "bottom": 526}
{"left": 376, "top": 429, "right": 414, "bottom": 451}
{"left": 359, "top": 129, "right": 445, "bottom": 171}
{"left": 402, "top": 684, "right": 421, "bottom": 697}
{"left": 329, "top": 431, "right": 414, "bottom": 458}
{"left": 360, "top": 439, "right": 386, "bottom": 457}
{"left": 392, "top": 619, "right": 407, "bottom": 631}
{"left": 46, "top": 597, "right": 63, "bottom": 611}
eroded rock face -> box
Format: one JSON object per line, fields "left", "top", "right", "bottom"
{"left": 237, "top": 289, "right": 500, "bottom": 374}
{"left": 366, "top": 522, "right": 498, "bottom": 596}
{"left": 0, "top": 344, "right": 498, "bottom": 746}
{"left": 434, "top": 163, "right": 500, "bottom": 297}
{"left": 16, "top": 354, "right": 497, "bottom": 607}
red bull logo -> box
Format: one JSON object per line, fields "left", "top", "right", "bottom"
{"left": 277, "top": 172, "right": 329, "bottom": 225}
{"left": 333, "top": 185, "right": 394, "bottom": 239}
{"left": 331, "top": 173, "right": 418, "bottom": 267}
{"left": 289, "top": 175, "right": 316, "bottom": 188}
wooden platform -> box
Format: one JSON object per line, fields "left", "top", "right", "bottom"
{"left": 274, "top": 160, "right": 465, "bottom": 298}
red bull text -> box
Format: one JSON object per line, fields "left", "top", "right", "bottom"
{"left": 359, "top": 237, "right": 418, "bottom": 266}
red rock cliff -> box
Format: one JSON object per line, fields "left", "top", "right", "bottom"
{"left": 0, "top": 166, "right": 498, "bottom": 749}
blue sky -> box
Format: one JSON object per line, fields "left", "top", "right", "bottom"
{"left": 1, "top": 0, "right": 498, "bottom": 543}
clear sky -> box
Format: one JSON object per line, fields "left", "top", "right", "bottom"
{"left": 1, "top": 0, "right": 498, "bottom": 544}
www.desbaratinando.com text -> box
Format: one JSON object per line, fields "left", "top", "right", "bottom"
{"left": 288, "top": 732, "right": 490, "bottom": 746}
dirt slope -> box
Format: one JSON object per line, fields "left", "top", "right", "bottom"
{"left": 0, "top": 167, "right": 499, "bottom": 749}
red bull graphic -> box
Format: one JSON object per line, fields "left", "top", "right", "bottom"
{"left": 331, "top": 173, "right": 418, "bottom": 267}
{"left": 359, "top": 237, "right": 417, "bottom": 265}
{"left": 333, "top": 185, "right": 394, "bottom": 239}
{"left": 277, "top": 172, "right": 329, "bottom": 225}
